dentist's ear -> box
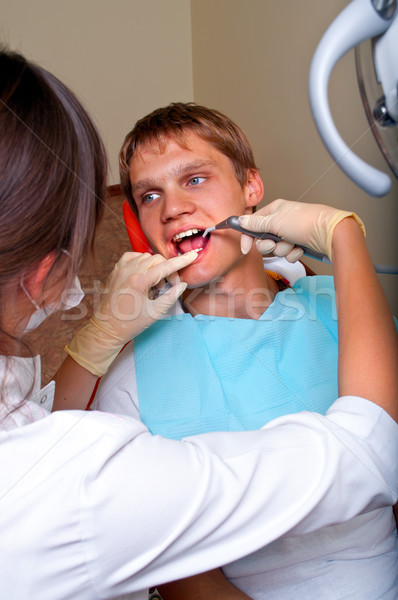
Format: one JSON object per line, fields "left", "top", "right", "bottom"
{"left": 23, "top": 253, "right": 57, "bottom": 300}
{"left": 244, "top": 169, "right": 264, "bottom": 211}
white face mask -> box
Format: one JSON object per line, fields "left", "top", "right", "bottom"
{"left": 22, "top": 276, "right": 85, "bottom": 333}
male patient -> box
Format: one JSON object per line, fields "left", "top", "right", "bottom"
{"left": 93, "top": 103, "right": 398, "bottom": 600}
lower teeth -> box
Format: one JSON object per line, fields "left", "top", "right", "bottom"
{"left": 178, "top": 247, "right": 204, "bottom": 256}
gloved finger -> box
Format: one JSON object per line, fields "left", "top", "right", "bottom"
{"left": 144, "top": 252, "right": 186, "bottom": 285}
{"left": 103, "top": 253, "right": 143, "bottom": 288}
{"left": 239, "top": 199, "right": 286, "bottom": 228}
{"left": 140, "top": 252, "right": 166, "bottom": 271}
{"left": 255, "top": 239, "right": 276, "bottom": 255}
{"left": 116, "top": 251, "right": 152, "bottom": 269}
{"left": 166, "top": 270, "right": 181, "bottom": 286}
{"left": 107, "top": 253, "right": 161, "bottom": 289}
{"left": 145, "top": 250, "right": 198, "bottom": 288}
{"left": 273, "top": 240, "right": 295, "bottom": 257}
{"left": 239, "top": 214, "right": 272, "bottom": 234}
{"left": 240, "top": 233, "right": 254, "bottom": 255}
{"left": 104, "top": 254, "right": 163, "bottom": 298}
{"left": 116, "top": 251, "right": 195, "bottom": 293}
{"left": 147, "top": 282, "right": 188, "bottom": 320}
{"left": 285, "top": 247, "right": 304, "bottom": 263}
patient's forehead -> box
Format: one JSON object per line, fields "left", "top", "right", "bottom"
{"left": 132, "top": 130, "right": 217, "bottom": 162}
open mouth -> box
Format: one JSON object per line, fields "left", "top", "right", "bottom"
{"left": 172, "top": 228, "right": 209, "bottom": 255}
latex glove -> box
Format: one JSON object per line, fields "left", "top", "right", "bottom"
{"left": 239, "top": 199, "right": 365, "bottom": 262}
{"left": 65, "top": 250, "right": 198, "bottom": 376}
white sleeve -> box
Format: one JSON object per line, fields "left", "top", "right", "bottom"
{"left": 91, "top": 340, "right": 140, "bottom": 419}
{"left": 81, "top": 396, "right": 398, "bottom": 597}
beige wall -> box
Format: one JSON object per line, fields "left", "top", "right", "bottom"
{"left": 0, "top": 0, "right": 194, "bottom": 182}
{"left": 191, "top": 0, "right": 398, "bottom": 312}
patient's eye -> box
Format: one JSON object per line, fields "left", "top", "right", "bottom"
{"left": 142, "top": 192, "right": 160, "bottom": 205}
{"left": 188, "top": 176, "right": 205, "bottom": 186}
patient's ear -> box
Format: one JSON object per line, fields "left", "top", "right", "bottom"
{"left": 244, "top": 168, "right": 264, "bottom": 212}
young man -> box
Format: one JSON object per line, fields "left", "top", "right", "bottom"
{"left": 92, "top": 103, "right": 398, "bottom": 600}
{"left": 96, "top": 103, "right": 341, "bottom": 434}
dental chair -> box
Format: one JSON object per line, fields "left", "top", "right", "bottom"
{"left": 122, "top": 199, "right": 153, "bottom": 255}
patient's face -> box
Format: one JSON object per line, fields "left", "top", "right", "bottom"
{"left": 130, "top": 132, "right": 257, "bottom": 287}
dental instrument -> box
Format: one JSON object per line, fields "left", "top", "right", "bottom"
{"left": 202, "top": 216, "right": 331, "bottom": 263}
{"left": 149, "top": 281, "right": 172, "bottom": 300}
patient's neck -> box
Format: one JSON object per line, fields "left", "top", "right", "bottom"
{"left": 182, "top": 251, "right": 279, "bottom": 319}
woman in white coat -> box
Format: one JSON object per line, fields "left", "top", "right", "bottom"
{"left": 0, "top": 48, "right": 397, "bottom": 600}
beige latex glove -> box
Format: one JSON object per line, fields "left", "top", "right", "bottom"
{"left": 65, "top": 250, "right": 198, "bottom": 376}
{"left": 239, "top": 199, "right": 365, "bottom": 262}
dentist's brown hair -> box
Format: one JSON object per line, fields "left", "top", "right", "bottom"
{"left": 0, "top": 48, "right": 107, "bottom": 357}
{"left": 0, "top": 49, "right": 107, "bottom": 295}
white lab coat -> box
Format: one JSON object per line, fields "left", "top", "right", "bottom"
{"left": 93, "top": 339, "right": 398, "bottom": 600}
{"left": 0, "top": 355, "right": 397, "bottom": 600}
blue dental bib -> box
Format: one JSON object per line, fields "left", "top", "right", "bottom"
{"left": 135, "top": 276, "right": 338, "bottom": 440}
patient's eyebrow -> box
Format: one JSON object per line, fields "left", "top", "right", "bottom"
{"left": 173, "top": 160, "right": 214, "bottom": 176}
{"left": 131, "top": 178, "right": 159, "bottom": 194}
{"left": 131, "top": 160, "right": 214, "bottom": 194}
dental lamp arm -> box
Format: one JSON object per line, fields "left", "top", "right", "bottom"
{"left": 308, "top": 0, "right": 395, "bottom": 196}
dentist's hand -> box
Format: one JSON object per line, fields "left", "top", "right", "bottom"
{"left": 65, "top": 250, "right": 198, "bottom": 376}
{"left": 239, "top": 199, "right": 365, "bottom": 262}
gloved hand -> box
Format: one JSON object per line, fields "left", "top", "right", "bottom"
{"left": 239, "top": 199, "right": 365, "bottom": 262}
{"left": 65, "top": 250, "right": 198, "bottom": 376}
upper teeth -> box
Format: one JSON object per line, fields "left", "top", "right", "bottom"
{"left": 173, "top": 229, "right": 200, "bottom": 242}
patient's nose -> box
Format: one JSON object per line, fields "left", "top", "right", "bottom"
{"left": 161, "top": 190, "right": 195, "bottom": 222}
